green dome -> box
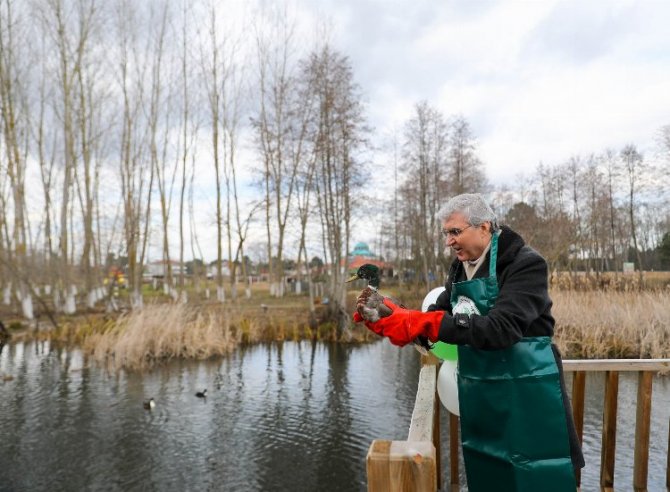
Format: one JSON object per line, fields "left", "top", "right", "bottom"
{"left": 351, "top": 242, "right": 375, "bottom": 257}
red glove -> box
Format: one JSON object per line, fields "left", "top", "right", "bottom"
{"left": 352, "top": 298, "right": 443, "bottom": 347}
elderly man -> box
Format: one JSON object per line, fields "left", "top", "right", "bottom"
{"left": 355, "top": 193, "right": 584, "bottom": 491}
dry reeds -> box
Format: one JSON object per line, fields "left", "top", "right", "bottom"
{"left": 83, "top": 303, "right": 238, "bottom": 370}
{"left": 26, "top": 280, "right": 670, "bottom": 368}
{"left": 550, "top": 271, "right": 670, "bottom": 292}
{"left": 552, "top": 290, "right": 670, "bottom": 359}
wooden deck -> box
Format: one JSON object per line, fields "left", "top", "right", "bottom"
{"left": 366, "top": 357, "right": 670, "bottom": 492}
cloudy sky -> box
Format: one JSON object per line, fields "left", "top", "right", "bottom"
{"left": 13, "top": 0, "right": 670, "bottom": 264}
{"left": 289, "top": 0, "right": 670, "bottom": 184}
{"left": 179, "top": 0, "right": 670, "bottom": 261}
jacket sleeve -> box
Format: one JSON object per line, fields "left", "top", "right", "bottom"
{"left": 437, "top": 251, "right": 551, "bottom": 350}
{"left": 426, "top": 261, "right": 457, "bottom": 314}
{"left": 427, "top": 288, "right": 452, "bottom": 314}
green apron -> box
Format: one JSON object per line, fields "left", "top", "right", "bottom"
{"left": 452, "top": 232, "right": 576, "bottom": 492}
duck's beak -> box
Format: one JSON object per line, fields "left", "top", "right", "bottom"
{"left": 345, "top": 274, "right": 359, "bottom": 283}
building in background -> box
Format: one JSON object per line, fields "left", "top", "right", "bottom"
{"left": 346, "top": 242, "right": 392, "bottom": 278}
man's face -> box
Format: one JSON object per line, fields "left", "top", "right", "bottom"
{"left": 442, "top": 212, "right": 492, "bottom": 262}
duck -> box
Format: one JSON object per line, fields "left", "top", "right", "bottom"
{"left": 346, "top": 264, "right": 391, "bottom": 322}
{"left": 143, "top": 398, "right": 155, "bottom": 410}
{"left": 347, "top": 263, "right": 433, "bottom": 353}
{"left": 195, "top": 389, "right": 207, "bottom": 398}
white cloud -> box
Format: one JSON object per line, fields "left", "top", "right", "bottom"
{"left": 305, "top": 0, "right": 670, "bottom": 247}
{"left": 305, "top": 0, "right": 670, "bottom": 184}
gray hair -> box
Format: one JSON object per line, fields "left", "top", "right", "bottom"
{"left": 437, "top": 193, "right": 498, "bottom": 230}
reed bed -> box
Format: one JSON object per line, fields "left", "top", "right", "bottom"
{"left": 552, "top": 290, "right": 670, "bottom": 359}
{"left": 75, "top": 301, "right": 360, "bottom": 370}
{"left": 549, "top": 271, "right": 670, "bottom": 291}
{"left": 8, "top": 283, "right": 668, "bottom": 369}
{"left": 83, "top": 303, "right": 239, "bottom": 371}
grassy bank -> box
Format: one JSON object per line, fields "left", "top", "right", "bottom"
{"left": 2, "top": 283, "right": 669, "bottom": 370}
{"left": 36, "top": 298, "right": 374, "bottom": 371}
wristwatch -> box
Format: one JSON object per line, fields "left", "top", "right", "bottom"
{"left": 454, "top": 312, "right": 470, "bottom": 329}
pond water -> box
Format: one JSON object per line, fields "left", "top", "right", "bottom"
{"left": 1, "top": 340, "right": 669, "bottom": 491}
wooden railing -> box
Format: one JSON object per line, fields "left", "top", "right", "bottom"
{"left": 366, "top": 357, "right": 670, "bottom": 492}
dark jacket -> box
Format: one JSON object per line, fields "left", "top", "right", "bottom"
{"left": 430, "top": 225, "right": 585, "bottom": 470}
{"left": 431, "top": 225, "right": 554, "bottom": 349}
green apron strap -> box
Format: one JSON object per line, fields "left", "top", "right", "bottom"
{"left": 488, "top": 230, "right": 500, "bottom": 278}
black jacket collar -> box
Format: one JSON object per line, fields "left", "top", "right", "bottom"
{"left": 449, "top": 225, "right": 525, "bottom": 281}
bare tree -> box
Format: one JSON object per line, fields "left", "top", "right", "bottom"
{"left": 401, "top": 101, "right": 449, "bottom": 288}
{"left": 113, "top": 0, "right": 155, "bottom": 309}
{"left": 172, "top": 1, "right": 202, "bottom": 303}
{"left": 201, "top": 3, "right": 226, "bottom": 302}
{"left": 34, "top": 34, "right": 59, "bottom": 294}
{"left": 145, "top": 1, "right": 176, "bottom": 299}
{"left": 71, "top": 10, "right": 108, "bottom": 308}
{"left": 0, "top": 0, "right": 33, "bottom": 318}
{"left": 447, "top": 115, "right": 488, "bottom": 195}
{"left": 177, "top": 1, "right": 190, "bottom": 302}
{"left": 252, "top": 9, "right": 310, "bottom": 298}
{"left": 201, "top": 2, "right": 247, "bottom": 301}
{"left": 307, "top": 44, "right": 367, "bottom": 334}
{"left": 582, "top": 155, "right": 608, "bottom": 275}
{"left": 523, "top": 163, "right": 575, "bottom": 273}
{"left": 565, "top": 156, "right": 585, "bottom": 275}
{"left": 43, "top": 0, "right": 99, "bottom": 313}
{"left": 621, "top": 144, "right": 645, "bottom": 282}
{"left": 600, "top": 149, "right": 621, "bottom": 272}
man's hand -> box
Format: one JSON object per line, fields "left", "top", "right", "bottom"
{"left": 353, "top": 297, "right": 444, "bottom": 346}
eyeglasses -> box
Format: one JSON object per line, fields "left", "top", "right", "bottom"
{"left": 441, "top": 224, "right": 474, "bottom": 239}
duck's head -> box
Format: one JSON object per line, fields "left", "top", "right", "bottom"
{"left": 346, "top": 264, "right": 381, "bottom": 288}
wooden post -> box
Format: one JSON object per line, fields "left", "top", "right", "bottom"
{"left": 600, "top": 371, "right": 619, "bottom": 490}
{"left": 367, "top": 440, "right": 437, "bottom": 492}
{"left": 449, "top": 412, "right": 460, "bottom": 491}
{"left": 571, "top": 371, "right": 586, "bottom": 488}
{"left": 368, "top": 440, "right": 392, "bottom": 491}
{"left": 633, "top": 371, "right": 653, "bottom": 491}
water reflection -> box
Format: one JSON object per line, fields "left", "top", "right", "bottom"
{"left": 1, "top": 341, "right": 669, "bottom": 491}
{"left": 1, "top": 341, "right": 420, "bottom": 491}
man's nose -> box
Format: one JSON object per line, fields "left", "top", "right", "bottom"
{"left": 446, "top": 235, "right": 456, "bottom": 246}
